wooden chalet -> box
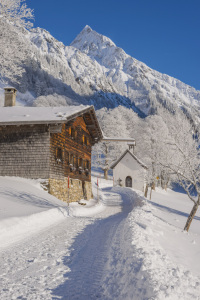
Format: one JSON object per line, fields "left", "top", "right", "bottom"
{"left": 0, "top": 88, "right": 103, "bottom": 202}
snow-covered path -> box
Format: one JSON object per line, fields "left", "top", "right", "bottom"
{"left": 0, "top": 187, "right": 148, "bottom": 300}
{"left": 52, "top": 187, "right": 150, "bottom": 300}
{"left": 1, "top": 179, "right": 200, "bottom": 300}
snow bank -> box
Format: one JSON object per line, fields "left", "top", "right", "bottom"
{"left": 0, "top": 177, "right": 72, "bottom": 249}
{"left": 69, "top": 199, "right": 106, "bottom": 217}
{"left": 129, "top": 189, "right": 200, "bottom": 300}
{"left": 0, "top": 207, "right": 69, "bottom": 249}
{"left": 0, "top": 176, "right": 107, "bottom": 249}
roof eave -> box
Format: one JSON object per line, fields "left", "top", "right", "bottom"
{"left": 0, "top": 105, "right": 103, "bottom": 144}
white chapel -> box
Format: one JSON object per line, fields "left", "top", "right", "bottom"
{"left": 110, "top": 143, "right": 147, "bottom": 192}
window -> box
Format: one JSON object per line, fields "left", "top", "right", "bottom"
{"left": 79, "top": 158, "right": 83, "bottom": 168}
{"left": 82, "top": 160, "right": 86, "bottom": 169}
{"left": 65, "top": 151, "right": 69, "bottom": 164}
{"left": 70, "top": 153, "right": 74, "bottom": 165}
{"left": 76, "top": 156, "right": 79, "bottom": 169}
{"left": 82, "top": 135, "right": 88, "bottom": 146}
{"left": 71, "top": 128, "right": 76, "bottom": 140}
{"left": 56, "top": 148, "right": 62, "bottom": 162}
{"left": 78, "top": 158, "right": 83, "bottom": 174}
{"left": 85, "top": 161, "right": 89, "bottom": 176}
{"left": 69, "top": 154, "right": 74, "bottom": 172}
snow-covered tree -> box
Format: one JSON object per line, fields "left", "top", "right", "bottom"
{"left": 160, "top": 111, "right": 200, "bottom": 231}
{"left": 0, "top": 20, "right": 28, "bottom": 84}
{"left": 92, "top": 106, "right": 133, "bottom": 179}
{"left": 33, "top": 94, "right": 78, "bottom": 107}
{"left": 0, "top": 0, "right": 34, "bottom": 29}
{"left": 0, "top": 0, "right": 33, "bottom": 84}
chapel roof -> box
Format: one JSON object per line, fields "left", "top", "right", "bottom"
{"left": 110, "top": 149, "right": 148, "bottom": 170}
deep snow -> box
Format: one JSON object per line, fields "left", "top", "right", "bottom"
{"left": 0, "top": 176, "right": 200, "bottom": 299}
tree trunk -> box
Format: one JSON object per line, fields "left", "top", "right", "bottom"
{"left": 144, "top": 184, "right": 148, "bottom": 198}
{"left": 104, "top": 168, "right": 108, "bottom": 180}
{"left": 161, "top": 172, "right": 165, "bottom": 189}
{"left": 184, "top": 201, "right": 199, "bottom": 232}
{"left": 150, "top": 186, "right": 153, "bottom": 200}
{"left": 164, "top": 176, "right": 170, "bottom": 191}
{"left": 152, "top": 181, "right": 156, "bottom": 191}
{"left": 152, "top": 162, "right": 156, "bottom": 190}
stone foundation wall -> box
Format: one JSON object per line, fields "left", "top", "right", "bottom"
{"left": 49, "top": 177, "right": 92, "bottom": 203}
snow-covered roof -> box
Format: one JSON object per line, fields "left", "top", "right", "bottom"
{"left": 110, "top": 149, "right": 148, "bottom": 170}
{"left": 102, "top": 137, "right": 135, "bottom": 143}
{"left": 0, "top": 105, "right": 91, "bottom": 125}
{"left": 0, "top": 105, "right": 103, "bottom": 142}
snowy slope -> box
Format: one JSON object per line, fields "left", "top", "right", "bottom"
{"left": 27, "top": 27, "right": 140, "bottom": 111}
{"left": 0, "top": 177, "right": 70, "bottom": 248}
{"left": 71, "top": 26, "right": 200, "bottom": 117}
{"left": 129, "top": 187, "right": 200, "bottom": 299}
{"left": 1, "top": 22, "right": 200, "bottom": 121}
{"left": 1, "top": 176, "right": 200, "bottom": 299}
{"left": 0, "top": 176, "right": 107, "bottom": 249}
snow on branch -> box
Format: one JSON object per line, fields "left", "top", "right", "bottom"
{"left": 0, "top": 0, "right": 34, "bottom": 29}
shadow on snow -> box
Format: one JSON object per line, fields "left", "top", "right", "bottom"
{"left": 51, "top": 187, "right": 142, "bottom": 300}
{"left": 149, "top": 201, "right": 200, "bottom": 222}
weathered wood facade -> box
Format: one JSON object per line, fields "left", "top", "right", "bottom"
{"left": 49, "top": 116, "right": 94, "bottom": 202}
{"left": 0, "top": 105, "right": 102, "bottom": 203}
{"left": 50, "top": 116, "right": 91, "bottom": 182}
{"left": 0, "top": 125, "right": 50, "bottom": 178}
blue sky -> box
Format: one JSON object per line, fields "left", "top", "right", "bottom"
{"left": 29, "top": 0, "right": 200, "bottom": 90}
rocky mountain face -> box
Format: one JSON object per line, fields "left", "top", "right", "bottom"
{"left": 0, "top": 23, "right": 200, "bottom": 123}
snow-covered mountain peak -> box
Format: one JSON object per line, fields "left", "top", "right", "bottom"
{"left": 71, "top": 26, "right": 117, "bottom": 63}
{"left": 1, "top": 21, "right": 200, "bottom": 122}
{"left": 71, "top": 25, "right": 200, "bottom": 117}
{"left": 71, "top": 26, "right": 147, "bottom": 75}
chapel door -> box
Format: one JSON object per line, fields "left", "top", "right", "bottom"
{"left": 125, "top": 176, "right": 132, "bottom": 187}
